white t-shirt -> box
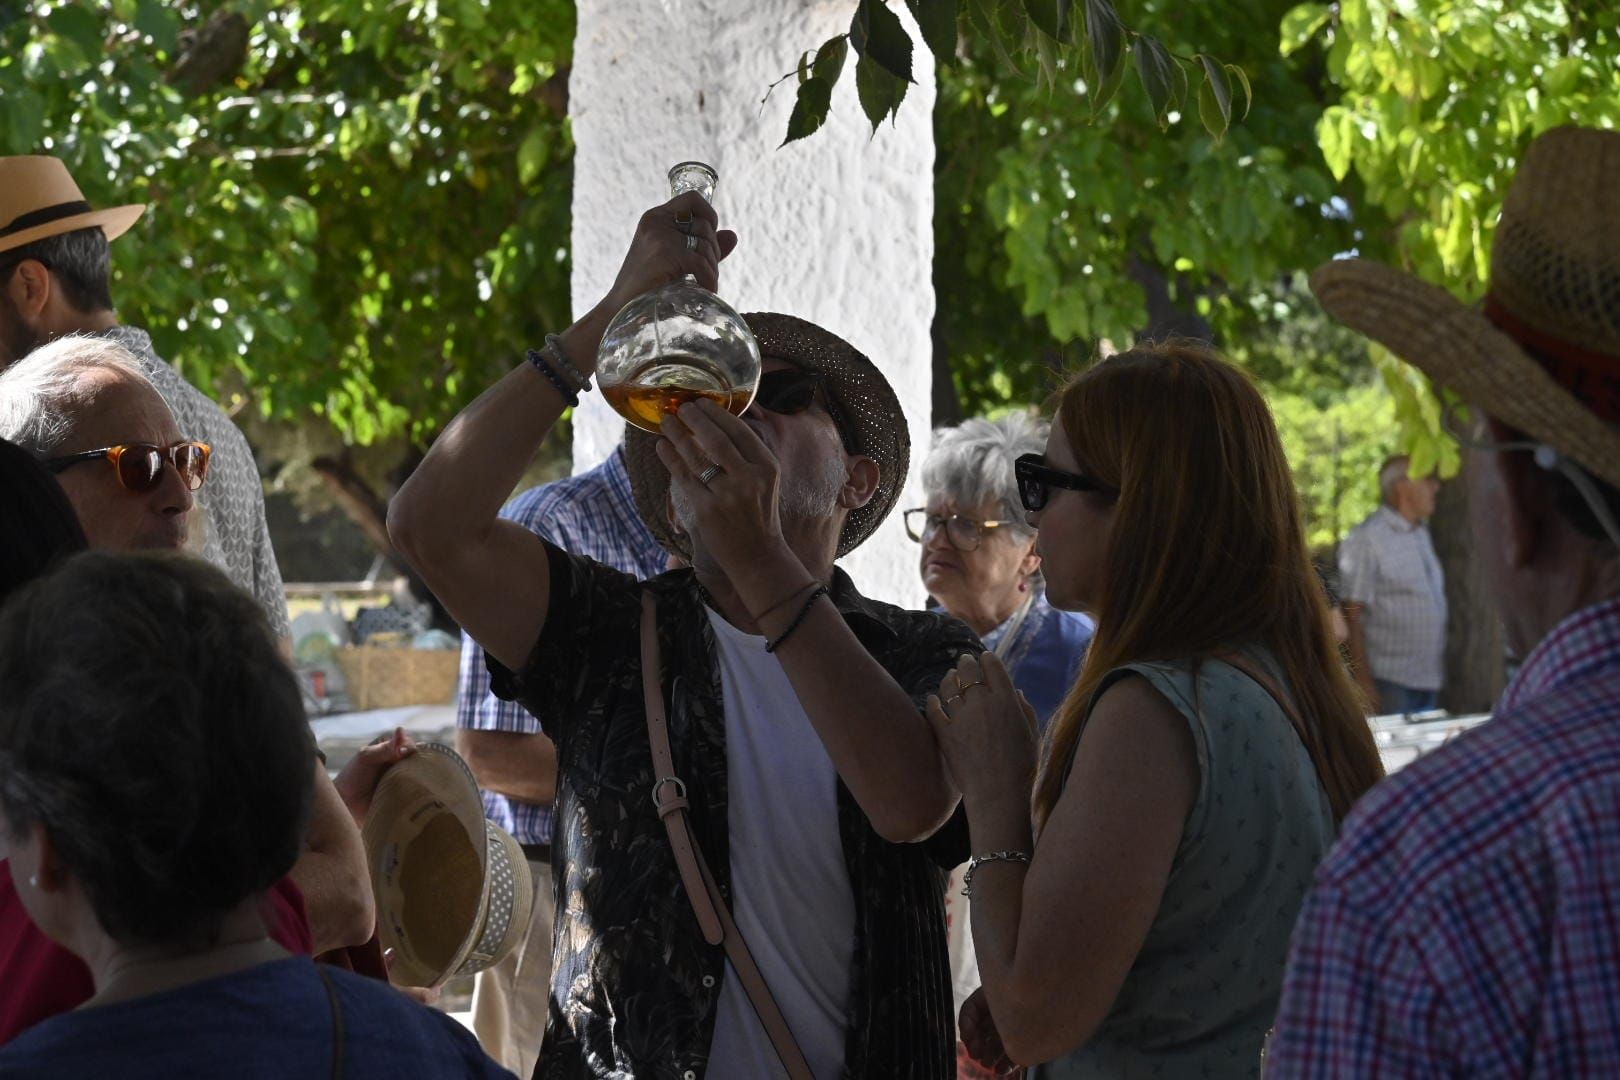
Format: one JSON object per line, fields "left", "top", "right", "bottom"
{"left": 704, "top": 609, "right": 855, "bottom": 1080}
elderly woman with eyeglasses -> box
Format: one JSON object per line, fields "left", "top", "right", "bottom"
{"left": 909, "top": 415, "right": 1095, "bottom": 1077}
{"left": 910, "top": 415, "right": 1095, "bottom": 730}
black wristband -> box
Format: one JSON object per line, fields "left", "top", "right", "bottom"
{"left": 764, "top": 584, "right": 829, "bottom": 654}
{"left": 526, "top": 347, "right": 580, "bottom": 407}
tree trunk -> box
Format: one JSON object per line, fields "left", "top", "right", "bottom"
{"left": 1432, "top": 462, "right": 1506, "bottom": 713}
{"left": 1127, "top": 253, "right": 1215, "bottom": 343}
{"left": 930, "top": 317, "right": 963, "bottom": 428}
{"left": 310, "top": 450, "right": 458, "bottom": 633}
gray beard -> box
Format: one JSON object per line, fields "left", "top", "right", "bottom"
{"left": 672, "top": 453, "right": 848, "bottom": 541}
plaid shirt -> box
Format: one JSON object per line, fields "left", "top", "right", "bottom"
{"left": 1337, "top": 506, "right": 1447, "bottom": 691}
{"left": 1268, "top": 597, "right": 1620, "bottom": 1077}
{"left": 455, "top": 448, "right": 667, "bottom": 845}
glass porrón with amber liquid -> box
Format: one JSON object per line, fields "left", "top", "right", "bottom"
{"left": 595, "top": 162, "right": 762, "bottom": 434}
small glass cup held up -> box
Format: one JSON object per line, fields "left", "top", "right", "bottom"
{"left": 596, "top": 162, "right": 763, "bottom": 434}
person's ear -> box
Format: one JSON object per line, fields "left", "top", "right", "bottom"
{"left": 7, "top": 259, "right": 53, "bottom": 321}
{"left": 26, "top": 822, "right": 71, "bottom": 893}
{"left": 838, "top": 454, "right": 880, "bottom": 512}
{"left": 1019, "top": 535, "right": 1042, "bottom": 578}
{"left": 663, "top": 492, "right": 688, "bottom": 541}
{"left": 1484, "top": 418, "right": 1546, "bottom": 570}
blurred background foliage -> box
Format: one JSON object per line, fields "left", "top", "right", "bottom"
{"left": 1, "top": 0, "right": 1617, "bottom": 553}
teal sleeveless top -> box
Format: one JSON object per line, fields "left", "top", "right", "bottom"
{"left": 1033, "top": 650, "right": 1336, "bottom": 1079}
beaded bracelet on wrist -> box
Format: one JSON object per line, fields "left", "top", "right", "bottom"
{"left": 544, "top": 333, "right": 593, "bottom": 392}
{"left": 764, "top": 584, "right": 829, "bottom": 654}
{"left": 526, "top": 347, "right": 581, "bottom": 407}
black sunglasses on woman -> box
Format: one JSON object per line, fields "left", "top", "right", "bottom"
{"left": 1013, "top": 452, "right": 1118, "bottom": 512}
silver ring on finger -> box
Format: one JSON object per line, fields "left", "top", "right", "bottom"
{"left": 685, "top": 233, "right": 699, "bottom": 252}
{"left": 675, "top": 212, "right": 695, "bottom": 235}
{"left": 697, "top": 463, "right": 724, "bottom": 488}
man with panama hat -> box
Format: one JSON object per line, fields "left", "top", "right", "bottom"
{"left": 1269, "top": 126, "right": 1620, "bottom": 1075}
{"left": 0, "top": 157, "right": 379, "bottom": 961}
{"left": 0, "top": 155, "right": 289, "bottom": 644}
{"left": 390, "top": 194, "right": 978, "bottom": 1078}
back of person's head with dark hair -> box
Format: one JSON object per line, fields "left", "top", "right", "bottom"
{"left": 0, "top": 227, "right": 114, "bottom": 314}
{"left": 0, "top": 436, "right": 87, "bottom": 605}
{"left": 0, "top": 552, "right": 314, "bottom": 947}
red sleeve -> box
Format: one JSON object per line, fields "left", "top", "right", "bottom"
{"left": 0, "top": 867, "right": 314, "bottom": 1047}
{"left": 0, "top": 859, "right": 93, "bottom": 1046}
{"left": 264, "top": 874, "right": 315, "bottom": 955}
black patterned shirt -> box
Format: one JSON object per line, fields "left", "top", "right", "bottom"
{"left": 488, "top": 545, "right": 981, "bottom": 1079}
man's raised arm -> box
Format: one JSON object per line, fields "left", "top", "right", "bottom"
{"left": 387, "top": 194, "right": 733, "bottom": 671}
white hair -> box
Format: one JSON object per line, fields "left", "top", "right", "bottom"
{"left": 921, "top": 412, "right": 1048, "bottom": 535}
{"left": 0, "top": 335, "right": 152, "bottom": 456}
{"left": 1379, "top": 455, "right": 1410, "bottom": 503}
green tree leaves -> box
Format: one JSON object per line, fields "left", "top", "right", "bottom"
{"left": 781, "top": 0, "right": 1248, "bottom": 144}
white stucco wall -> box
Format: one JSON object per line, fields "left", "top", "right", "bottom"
{"left": 569, "top": 0, "right": 935, "bottom": 607}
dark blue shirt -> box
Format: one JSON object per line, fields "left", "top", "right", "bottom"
{"left": 0, "top": 956, "right": 514, "bottom": 1079}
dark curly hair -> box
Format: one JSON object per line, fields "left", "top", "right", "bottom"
{"left": 0, "top": 552, "right": 315, "bottom": 947}
{"left": 0, "top": 436, "right": 87, "bottom": 605}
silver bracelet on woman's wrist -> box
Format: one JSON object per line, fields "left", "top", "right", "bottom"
{"left": 961, "top": 850, "right": 1032, "bottom": 897}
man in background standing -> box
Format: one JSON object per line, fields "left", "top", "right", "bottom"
{"left": 1338, "top": 455, "right": 1446, "bottom": 713}
{"left": 455, "top": 442, "right": 667, "bottom": 1076}
{"left": 0, "top": 155, "right": 288, "bottom": 640}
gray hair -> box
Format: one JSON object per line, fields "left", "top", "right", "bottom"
{"left": 0, "top": 334, "right": 152, "bottom": 456}
{"left": 921, "top": 413, "right": 1048, "bottom": 538}
{"left": 1379, "top": 455, "right": 1410, "bottom": 503}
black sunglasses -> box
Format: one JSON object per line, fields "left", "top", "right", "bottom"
{"left": 1014, "top": 452, "right": 1117, "bottom": 511}
{"left": 751, "top": 368, "right": 824, "bottom": 416}
{"left": 749, "top": 368, "right": 856, "bottom": 451}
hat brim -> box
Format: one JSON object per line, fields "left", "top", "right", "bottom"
{"left": 0, "top": 204, "right": 146, "bottom": 255}
{"left": 363, "top": 743, "right": 494, "bottom": 988}
{"left": 1310, "top": 258, "right": 1620, "bottom": 490}
{"left": 624, "top": 312, "right": 910, "bottom": 562}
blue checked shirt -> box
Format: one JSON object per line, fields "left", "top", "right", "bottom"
{"left": 455, "top": 447, "right": 668, "bottom": 845}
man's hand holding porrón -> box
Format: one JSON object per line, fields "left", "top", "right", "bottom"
{"left": 593, "top": 191, "right": 737, "bottom": 323}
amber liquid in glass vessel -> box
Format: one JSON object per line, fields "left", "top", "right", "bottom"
{"left": 599, "top": 356, "right": 752, "bottom": 434}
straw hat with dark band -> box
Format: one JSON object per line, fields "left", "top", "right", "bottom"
{"left": 1310, "top": 126, "right": 1620, "bottom": 490}
{"left": 625, "top": 312, "right": 910, "bottom": 561}
{"left": 0, "top": 157, "right": 145, "bottom": 254}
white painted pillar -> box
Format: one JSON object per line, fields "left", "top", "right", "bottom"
{"left": 569, "top": 0, "right": 935, "bottom": 608}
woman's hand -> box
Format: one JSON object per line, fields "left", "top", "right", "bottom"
{"left": 655, "top": 398, "right": 789, "bottom": 576}
{"left": 926, "top": 652, "right": 1038, "bottom": 808}
{"left": 332, "top": 727, "right": 417, "bottom": 829}
{"left": 960, "top": 987, "right": 1019, "bottom": 1075}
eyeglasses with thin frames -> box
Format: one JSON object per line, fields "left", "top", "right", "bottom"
{"left": 1440, "top": 399, "right": 1620, "bottom": 551}
{"left": 903, "top": 508, "right": 1018, "bottom": 552}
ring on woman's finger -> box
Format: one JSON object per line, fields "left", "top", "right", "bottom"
{"left": 674, "top": 210, "right": 695, "bottom": 234}
{"left": 943, "top": 693, "right": 965, "bottom": 709}
{"left": 685, "top": 233, "right": 699, "bottom": 251}
{"left": 697, "top": 463, "right": 724, "bottom": 488}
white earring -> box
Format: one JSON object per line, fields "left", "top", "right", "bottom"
{"left": 28, "top": 875, "right": 38, "bottom": 888}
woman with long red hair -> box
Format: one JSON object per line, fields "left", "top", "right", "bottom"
{"left": 929, "top": 342, "right": 1384, "bottom": 1077}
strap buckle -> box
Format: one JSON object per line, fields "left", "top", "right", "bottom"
{"left": 651, "top": 775, "right": 688, "bottom": 812}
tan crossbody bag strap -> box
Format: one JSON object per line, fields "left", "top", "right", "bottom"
{"left": 639, "top": 592, "right": 814, "bottom": 1080}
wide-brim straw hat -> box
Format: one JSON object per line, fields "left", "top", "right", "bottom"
{"left": 0, "top": 156, "right": 145, "bottom": 255}
{"left": 1310, "top": 125, "right": 1620, "bottom": 490}
{"left": 362, "top": 743, "right": 534, "bottom": 988}
{"left": 625, "top": 312, "right": 910, "bottom": 561}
